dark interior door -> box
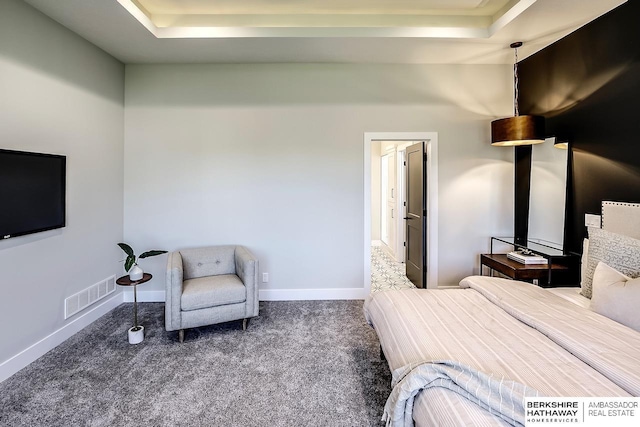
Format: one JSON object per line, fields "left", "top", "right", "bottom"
{"left": 405, "top": 142, "right": 427, "bottom": 288}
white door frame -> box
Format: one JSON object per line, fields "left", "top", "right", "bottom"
{"left": 364, "top": 132, "right": 439, "bottom": 293}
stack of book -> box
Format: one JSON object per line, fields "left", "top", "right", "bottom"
{"left": 507, "top": 250, "right": 548, "bottom": 265}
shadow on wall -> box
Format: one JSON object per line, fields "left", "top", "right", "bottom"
{"left": 530, "top": 62, "right": 631, "bottom": 118}
{"left": 440, "top": 159, "right": 514, "bottom": 277}
{"left": 0, "top": 0, "right": 124, "bottom": 104}
{"left": 0, "top": 229, "right": 63, "bottom": 251}
{"left": 519, "top": 6, "right": 637, "bottom": 119}
{"left": 571, "top": 150, "right": 640, "bottom": 199}
{"left": 126, "top": 63, "right": 511, "bottom": 117}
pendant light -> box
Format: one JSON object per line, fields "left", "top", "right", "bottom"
{"left": 491, "top": 42, "right": 545, "bottom": 146}
{"left": 554, "top": 139, "right": 569, "bottom": 149}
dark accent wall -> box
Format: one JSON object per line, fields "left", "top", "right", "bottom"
{"left": 518, "top": 0, "right": 640, "bottom": 254}
{"left": 514, "top": 145, "right": 531, "bottom": 244}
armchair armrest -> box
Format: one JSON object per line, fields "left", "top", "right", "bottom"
{"left": 235, "top": 246, "right": 259, "bottom": 317}
{"left": 165, "top": 251, "right": 184, "bottom": 331}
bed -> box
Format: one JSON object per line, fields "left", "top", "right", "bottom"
{"left": 364, "top": 201, "right": 640, "bottom": 426}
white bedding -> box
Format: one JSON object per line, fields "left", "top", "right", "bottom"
{"left": 364, "top": 276, "right": 640, "bottom": 427}
{"left": 547, "top": 287, "right": 590, "bottom": 308}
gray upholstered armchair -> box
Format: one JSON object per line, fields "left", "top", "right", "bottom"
{"left": 165, "top": 245, "right": 259, "bottom": 342}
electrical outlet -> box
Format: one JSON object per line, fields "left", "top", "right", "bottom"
{"left": 262, "top": 272, "right": 269, "bottom": 283}
{"left": 585, "top": 214, "right": 601, "bottom": 228}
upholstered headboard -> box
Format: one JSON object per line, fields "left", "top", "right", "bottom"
{"left": 601, "top": 201, "right": 640, "bottom": 239}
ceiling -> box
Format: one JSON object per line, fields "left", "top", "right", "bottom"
{"left": 22, "top": 0, "right": 626, "bottom": 64}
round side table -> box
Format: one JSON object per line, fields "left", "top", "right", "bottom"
{"left": 116, "top": 273, "right": 152, "bottom": 344}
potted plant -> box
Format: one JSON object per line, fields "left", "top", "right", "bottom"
{"left": 118, "top": 243, "right": 167, "bottom": 281}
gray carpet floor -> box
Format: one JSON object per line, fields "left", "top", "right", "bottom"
{"left": 0, "top": 300, "right": 391, "bottom": 427}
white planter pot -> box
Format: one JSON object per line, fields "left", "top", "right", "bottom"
{"left": 129, "top": 265, "right": 144, "bottom": 281}
{"left": 128, "top": 325, "right": 144, "bottom": 344}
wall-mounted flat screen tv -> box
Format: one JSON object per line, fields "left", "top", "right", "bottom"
{"left": 0, "top": 149, "right": 66, "bottom": 240}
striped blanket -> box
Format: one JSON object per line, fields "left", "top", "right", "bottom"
{"left": 383, "top": 360, "right": 540, "bottom": 427}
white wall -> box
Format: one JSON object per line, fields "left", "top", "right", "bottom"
{"left": 0, "top": 0, "right": 124, "bottom": 364}
{"left": 125, "top": 63, "right": 514, "bottom": 293}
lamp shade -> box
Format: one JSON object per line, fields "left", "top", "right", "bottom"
{"left": 491, "top": 115, "right": 545, "bottom": 146}
{"left": 554, "top": 139, "right": 569, "bottom": 149}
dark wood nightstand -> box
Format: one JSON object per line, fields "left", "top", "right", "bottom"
{"left": 480, "top": 237, "right": 579, "bottom": 287}
{"left": 480, "top": 254, "right": 569, "bottom": 286}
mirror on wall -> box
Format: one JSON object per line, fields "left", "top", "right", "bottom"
{"left": 528, "top": 137, "right": 568, "bottom": 247}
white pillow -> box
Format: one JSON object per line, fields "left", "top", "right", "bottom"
{"left": 582, "top": 227, "right": 640, "bottom": 299}
{"left": 590, "top": 261, "right": 640, "bottom": 332}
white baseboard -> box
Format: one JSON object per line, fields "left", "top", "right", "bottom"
{"left": 0, "top": 292, "right": 124, "bottom": 383}
{"left": 259, "top": 287, "right": 366, "bottom": 301}
{"left": 126, "top": 288, "right": 367, "bottom": 302}
{"left": 123, "top": 289, "right": 165, "bottom": 302}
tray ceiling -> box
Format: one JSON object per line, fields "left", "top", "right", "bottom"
{"left": 22, "top": 0, "right": 627, "bottom": 64}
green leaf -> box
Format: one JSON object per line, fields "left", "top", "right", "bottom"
{"left": 118, "top": 243, "right": 134, "bottom": 257}
{"left": 125, "top": 255, "right": 136, "bottom": 272}
{"left": 140, "top": 250, "right": 168, "bottom": 259}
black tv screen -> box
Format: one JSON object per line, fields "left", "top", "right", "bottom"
{"left": 0, "top": 149, "right": 66, "bottom": 240}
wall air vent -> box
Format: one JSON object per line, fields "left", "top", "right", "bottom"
{"left": 64, "top": 275, "right": 117, "bottom": 319}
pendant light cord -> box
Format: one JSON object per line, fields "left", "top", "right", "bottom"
{"left": 513, "top": 45, "right": 519, "bottom": 117}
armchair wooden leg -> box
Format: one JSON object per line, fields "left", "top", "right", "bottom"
{"left": 178, "top": 329, "right": 184, "bottom": 343}
{"left": 242, "top": 318, "right": 248, "bottom": 331}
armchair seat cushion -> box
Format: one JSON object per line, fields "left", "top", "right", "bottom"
{"left": 181, "top": 274, "right": 246, "bottom": 311}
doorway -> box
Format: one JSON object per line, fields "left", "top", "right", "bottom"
{"left": 364, "top": 132, "right": 439, "bottom": 295}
